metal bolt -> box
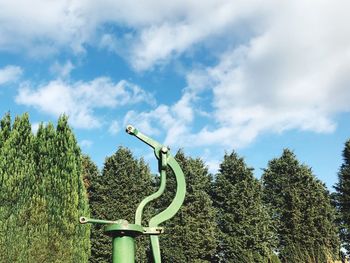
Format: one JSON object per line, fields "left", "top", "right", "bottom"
{"left": 126, "top": 125, "right": 133, "bottom": 134}
{"left": 161, "top": 146, "right": 168, "bottom": 153}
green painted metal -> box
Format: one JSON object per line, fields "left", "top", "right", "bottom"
{"left": 149, "top": 156, "right": 186, "bottom": 227}
{"left": 142, "top": 227, "right": 164, "bottom": 235}
{"left": 79, "top": 125, "right": 186, "bottom": 263}
{"left": 126, "top": 125, "right": 163, "bottom": 155}
{"left": 105, "top": 222, "right": 144, "bottom": 235}
{"left": 150, "top": 236, "right": 161, "bottom": 262}
{"left": 135, "top": 169, "right": 166, "bottom": 226}
{"left": 105, "top": 220, "right": 142, "bottom": 263}
{"left": 79, "top": 216, "right": 118, "bottom": 225}
{"left": 127, "top": 125, "right": 186, "bottom": 262}
{"left": 112, "top": 236, "right": 135, "bottom": 263}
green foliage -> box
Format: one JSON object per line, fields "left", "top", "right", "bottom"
{"left": 212, "top": 151, "right": 277, "bottom": 263}
{"left": 262, "top": 149, "right": 340, "bottom": 263}
{"left": 270, "top": 253, "right": 282, "bottom": 263}
{"left": 158, "top": 150, "right": 218, "bottom": 263}
{"left": 0, "top": 113, "right": 90, "bottom": 263}
{"left": 54, "top": 116, "right": 90, "bottom": 262}
{"left": 0, "top": 113, "right": 36, "bottom": 261}
{"left": 334, "top": 139, "right": 350, "bottom": 256}
{"left": 88, "top": 147, "right": 153, "bottom": 262}
{"left": 0, "top": 112, "right": 346, "bottom": 262}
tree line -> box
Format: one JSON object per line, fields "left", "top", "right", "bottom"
{"left": 0, "top": 113, "right": 89, "bottom": 262}
{"left": 1, "top": 113, "right": 350, "bottom": 263}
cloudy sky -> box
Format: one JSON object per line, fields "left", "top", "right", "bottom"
{"left": 1, "top": 0, "right": 350, "bottom": 189}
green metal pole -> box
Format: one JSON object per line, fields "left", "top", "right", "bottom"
{"left": 80, "top": 125, "right": 186, "bottom": 262}
{"left": 112, "top": 236, "right": 135, "bottom": 263}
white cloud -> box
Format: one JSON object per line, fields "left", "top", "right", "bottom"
{"left": 108, "top": 120, "right": 121, "bottom": 135}
{"left": 15, "top": 77, "right": 155, "bottom": 129}
{"left": 202, "top": 148, "right": 220, "bottom": 175}
{"left": 31, "top": 122, "right": 41, "bottom": 134}
{"left": 80, "top": 139, "right": 93, "bottom": 148}
{"left": 205, "top": 159, "right": 220, "bottom": 175}
{"left": 0, "top": 0, "right": 264, "bottom": 69}
{"left": 127, "top": 0, "right": 263, "bottom": 71}
{"left": 0, "top": 65, "right": 22, "bottom": 85}
{"left": 4, "top": 0, "right": 350, "bottom": 150}
{"left": 183, "top": 0, "right": 350, "bottom": 148}
{"left": 124, "top": 91, "right": 194, "bottom": 146}
{"left": 50, "top": 60, "right": 75, "bottom": 78}
{"left": 122, "top": 0, "right": 350, "bottom": 149}
{"left": 0, "top": 0, "right": 87, "bottom": 55}
{"left": 2, "top": 0, "right": 350, "bottom": 75}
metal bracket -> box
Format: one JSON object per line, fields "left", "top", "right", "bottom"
{"left": 143, "top": 227, "right": 164, "bottom": 235}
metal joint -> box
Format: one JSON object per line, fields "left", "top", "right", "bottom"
{"left": 143, "top": 227, "right": 164, "bottom": 235}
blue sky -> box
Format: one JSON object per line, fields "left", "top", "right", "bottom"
{"left": 1, "top": 0, "right": 350, "bottom": 190}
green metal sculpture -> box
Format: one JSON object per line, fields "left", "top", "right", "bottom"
{"left": 80, "top": 125, "right": 186, "bottom": 263}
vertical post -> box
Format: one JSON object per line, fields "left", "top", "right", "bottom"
{"left": 104, "top": 221, "right": 143, "bottom": 263}
{"left": 112, "top": 236, "right": 135, "bottom": 263}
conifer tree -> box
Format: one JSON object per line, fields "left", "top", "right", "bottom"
{"left": 334, "top": 139, "right": 350, "bottom": 256}
{"left": 48, "top": 115, "right": 90, "bottom": 262}
{"left": 159, "top": 150, "right": 218, "bottom": 263}
{"left": 30, "top": 122, "right": 56, "bottom": 261}
{"left": 0, "top": 112, "right": 11, "bottom": 147}
{"left": 34, "top": 116, "right": 90, "bottom": 262}
{"left": 82, "top": 155, "right": 98, "bottom": 198}
{"left": 0, "top": 113, "right": 36, "bottom": 262}
{"left": 0, "top": 113, "right": 90, "bottom": 262}
{"left": 81, "top": 154, "right": 103, "bottom": 262}
{"left": 89, "top": 147, "right": 153, "bottom": 262}
{"left": 262, "top": 149, "right": 339, "bottom": 263}
{"left": 212, "top": 151, "right": 277, "bottom": 263}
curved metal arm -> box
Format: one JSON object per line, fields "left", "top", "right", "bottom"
{"left": 149, "top": 155, "right": 185, "bottom": 226}
{"left": 126, "top": 125, "right": 186, "bottom": 263}
{"left": 148, "top": 155, "right": 186, "bottom": 263}
{"left": 135, "top": 169, "right": 166, "bottom": 226}
{"left": 126, "top": 125, "right": 186, "bottom": 224}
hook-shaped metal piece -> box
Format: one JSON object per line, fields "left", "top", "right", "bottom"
{"left": 126, "top": 125, "right": 186, "bottom": 262}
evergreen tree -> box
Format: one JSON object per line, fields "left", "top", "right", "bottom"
{"left": 262, "top": 149, "right": 340, "bottom": 263}
{"left": 0, "top": 113, "right": 90, "bottom": 262}
{"left": 0, "top": 113, "right": 36, "bottom": 262}
{"left": 212, "top": 151, "right": 277, "bottom": 263}
{"left": 159, "top": 150, "right": 218, "bottom": 263}
{"left": 334, "top": 139, "right": 350, "bottom": 256}
{"left": 89, "top": 147, "right": 153, "bottom": 262}
{"left": 82, "top": 154, "right": 103, "bottom": 262}
{"left": 82, "top": 155, "right": 98, "bottom": 199}
{"left": 34, "top": 116, "right": 90, "bottom": 262}
{"left": 48, "top": 115, "right": 90, "bottom": 262}
{"left": 30, "top": 122, "right": 56, "bottom": 262}
{"left": 0, "top": 112, "right": 11, "bottom": 147}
